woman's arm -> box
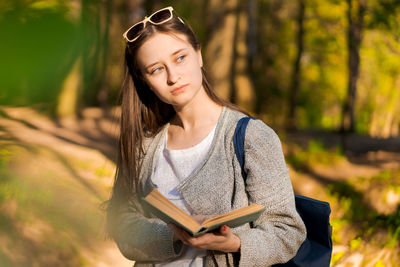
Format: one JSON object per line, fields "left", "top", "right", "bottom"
{"left": 112, "top": 195, "right": 184, "bottom": 262}
{"left": 234, "top": 119, "right": 306, "bottom": 266}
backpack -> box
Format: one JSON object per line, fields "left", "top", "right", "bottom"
{"left": 233, "top": 117, "right": 333, "bottom": 267}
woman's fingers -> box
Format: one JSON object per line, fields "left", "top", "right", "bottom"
{"left": 168, "top": 224, "right": 198, "bottom": 246}
{"left": 185, "top": 226, "right": 230, "bottom": 247}
{"left": 219, "top": 225, "right": 231, "bottom": 236}
{"left": 167, "top": 224, "right": 240, "bottom": 252}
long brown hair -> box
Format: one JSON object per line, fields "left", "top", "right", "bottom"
{"left": 106, "top": 10, "right": 245, "bottom": 237}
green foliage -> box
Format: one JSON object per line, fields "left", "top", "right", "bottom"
{"left": 356, "top": 30, "right": 400, "bottom": 136}
{"left": 297, "top": 0, "right": 347, "bottom": 130}
{"left": 0, "top": 149, "right": 14, "bottom": 204}
{"left": 331, "top": 251, "right": 345, "bottom": 265}
{"left": 327, "top": 170, "right": 400, "bottom": 251}
{"left": 374, "top": 260, "right": 386, "bottom": 267}
{"left": 328, "top": 181, "right": 375, "bottom": 221}
{"left": 376, "top": 170, "right": 392, "bottom": 180}
{"left": 1, "top": 0, "right": 399, "bottom": 133}
{"left": 95, "top": 166, "right": 113, "bottom": 178}
{"left": 0, "top": 3, "right": 81, "bottom": 110}
{"left": 330, "top": 218, "right": 349, "bottom": 244}
{"left": 286, "top": 139, "right": 343, "bottom": 169}
{"left": 350, "top": 237, "right": 363, "bottom": 250}
{"left": 374, "top": 205, "right": 400, "bottom": 246}
{"left": 0, "top": 249, "right": 12, "bottom": 267}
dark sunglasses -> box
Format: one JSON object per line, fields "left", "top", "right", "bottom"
{"left": 123, "top": 6, "right": 184, "bottom": 42}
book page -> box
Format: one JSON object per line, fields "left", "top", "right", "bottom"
{"left": 201, "top": 204, "right": 264, "bottom": 228}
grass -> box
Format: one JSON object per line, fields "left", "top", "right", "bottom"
{"left": 286, "top": 139, "right": 344, "bottom": 170}
{"left": 331, "top": 251, "right": 345, "bottom": 265}
{"left": 325, "top": 170, "right": 400, "bottom": 265}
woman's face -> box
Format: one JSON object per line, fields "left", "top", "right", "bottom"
{"left": 136, "top": 32, "right": 204, "bottom": 109}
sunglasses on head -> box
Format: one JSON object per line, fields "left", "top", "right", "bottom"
{"left": 123, "top": 6, "right": 184, "bottom": 43}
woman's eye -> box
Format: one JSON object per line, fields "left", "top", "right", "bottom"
{"left": 177, "top": 55, "right": 186, "bottom": 63}
{"left": 151, "top": 67, "right": 163, "bottom": 74}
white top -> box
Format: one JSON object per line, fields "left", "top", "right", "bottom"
{"left": 152, "top": 125, "right": 217, "bottom": 267}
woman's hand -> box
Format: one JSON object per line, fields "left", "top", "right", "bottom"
{"left": 168, "top": 224, "right": 241, "bottom": 253}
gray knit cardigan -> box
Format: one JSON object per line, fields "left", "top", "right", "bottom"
{"left": 114, "top": 107, "right": 306, "bottom": 267}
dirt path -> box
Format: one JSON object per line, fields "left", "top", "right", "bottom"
{"left": 0, "top": 106, "right": 132, "bottom": 266}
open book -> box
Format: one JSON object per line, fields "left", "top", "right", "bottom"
{"left": 142, "top": 189, "right": 265, "bottom": 237}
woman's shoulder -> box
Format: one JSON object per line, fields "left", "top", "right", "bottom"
{"left": 223, "top": 106, "right": 281, "bottom": 146}
{"left": 142, "top": 125, "right": 168, "bottom": 152}
{"left": 224, "top": 107, "right": 276, "bottom": 134}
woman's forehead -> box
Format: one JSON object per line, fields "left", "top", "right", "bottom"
{"left": 137, "top": 32, "right": 192, "bottom": 63}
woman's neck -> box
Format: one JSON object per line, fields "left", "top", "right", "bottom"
{"left": 171, "top": 89, "right": 222, "bottom": 132}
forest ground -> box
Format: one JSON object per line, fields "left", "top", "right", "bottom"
{"left": 0, "top": 106, "right": 399, "bottom": 267}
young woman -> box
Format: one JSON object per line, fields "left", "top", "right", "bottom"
{"left": 106, "top": 6, "right": 306, "bottom": 267}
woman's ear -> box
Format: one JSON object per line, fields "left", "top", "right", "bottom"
{"left": 197, "top": 49, "right": 203, "bottom": 68}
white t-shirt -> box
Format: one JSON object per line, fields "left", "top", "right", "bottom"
{"left": 152, "top": 125, "right": 217, "bottom": 267}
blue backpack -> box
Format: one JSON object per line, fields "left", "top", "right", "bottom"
{"left": 233, "top": 117, "right": 333, "bottom": 267}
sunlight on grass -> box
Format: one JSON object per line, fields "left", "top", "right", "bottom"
{"left": 326, "top": 169, "right": 400, "bottom": 265}
{"left": 95, "top": 166, "right": 114, "bottom": 178}
{"left": 374, "top": 259, "right": 386, "bottom": 267}
{"left": 331, "top": 251, "right": 345, "bottom": 266}
{"left": 286, "top": 139, "right": 344, "bottom": 169}
{"left": 350, "top": 237, "right": 363, "bottom": 250}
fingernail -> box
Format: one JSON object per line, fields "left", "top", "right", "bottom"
{"left": 223, "top": 225, "right": 227, "bottom": 231}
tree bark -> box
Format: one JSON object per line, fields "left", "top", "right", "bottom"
{"left": 204, "top": 0, "right": 238, "bottom": 101}
{"left": 97, "top": 0, "right": 112, "bottom": 112}
{"left": 56, "top": 59, "right": 81, "bottom": 118}
{"left": 286, "top": 0, "right": 305, "bottom": 131}
{"left": 81, "top": 0, "right": 101, "bottom": 110}
{"left": 205, "top": 0, "right": 254, "bottom": 111}
{"left": 342, "top": 0, "right": 366, "bottom": 133}
{"left": 231, "top": 0, "right": 255, "bottom": 111}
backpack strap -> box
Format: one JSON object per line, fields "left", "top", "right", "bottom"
{"left": 233, "top": 116, "right": 255, "bottom": 180}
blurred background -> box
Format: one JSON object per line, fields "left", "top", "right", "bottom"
{"left": 0, "top": 0, "right": 399, "bottom": 266}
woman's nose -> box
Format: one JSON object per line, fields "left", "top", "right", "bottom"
{"left": 166, "top": 66, "right": 180, "bottom": 85}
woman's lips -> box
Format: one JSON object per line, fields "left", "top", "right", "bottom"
{"left": 171, "top": 84, "right": 188, "bottom": 95}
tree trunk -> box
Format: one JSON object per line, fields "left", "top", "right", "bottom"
{"left": 231, "top": 1, "right": 255, "bottom": 111}
{"left": 286, "top": 0, "right": 305, "bottom": 131}
{"left": 56, "top": 59, "right": 81, "bottom": 118}
{"left": 97, "top": 0, "right": 112, "bottom": 112}
{"left": 205, "top": 0, "right": 254, "bottom": 112}
{"left": 81, "top": 0, "right": 101, "bottom": 111}
{"left": 341, "top": 0, "right": 366, "bottom": 133}
{"left": 204, "top": 0, "right": 239, "bottom": 102}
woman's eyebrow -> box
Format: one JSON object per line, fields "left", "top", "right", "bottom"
{"left": 145, "top": 62, "right": 159, "bottom": 70}
{"left": 171, "top": 48, "right": 187, "bottom": 56}
{"left": 144, "top": 48, "right": 188, "bottom": 70}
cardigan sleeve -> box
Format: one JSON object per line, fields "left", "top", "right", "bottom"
{"left": 111, "top": 129, "right": 184, "bottom": 263}
{"left": 235, "top": 119, "right": 306, "bottom": 267}
{"left": 112, "top": 194, "right": 184, "bottom": 262}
